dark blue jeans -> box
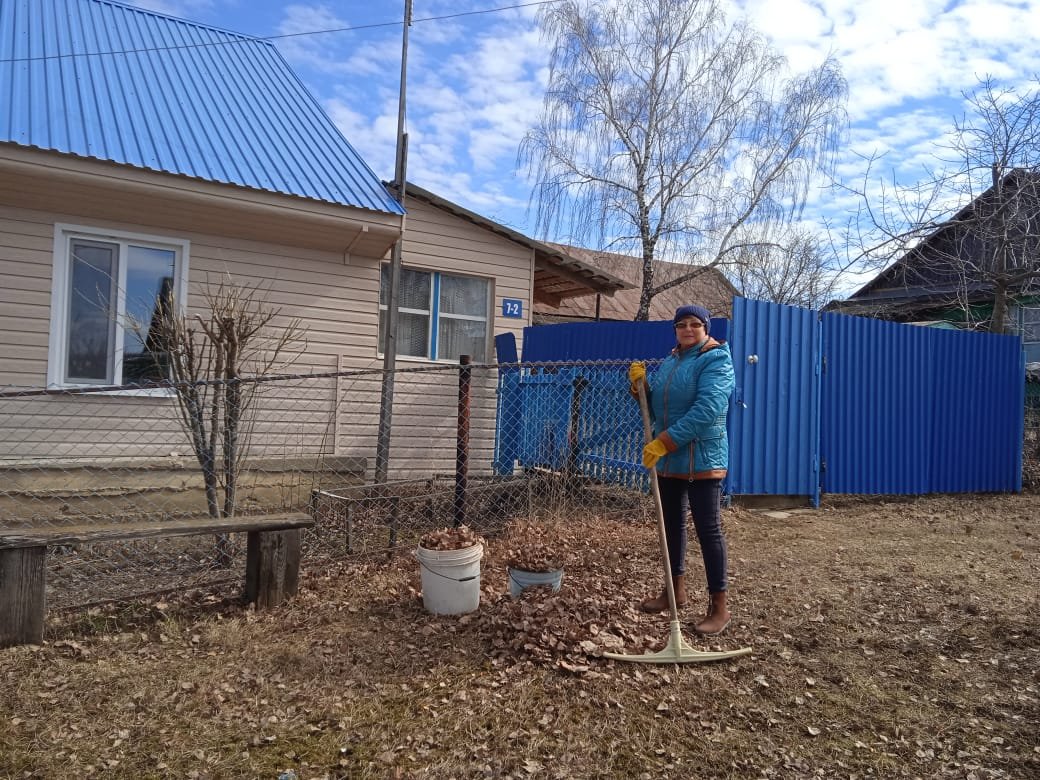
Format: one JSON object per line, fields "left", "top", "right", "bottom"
{"left": 657, "top": 476, "right": 728, "bottom": 593}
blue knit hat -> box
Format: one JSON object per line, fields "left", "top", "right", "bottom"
{"left": 673, "top": 304, "right": 711, "bottom": 333}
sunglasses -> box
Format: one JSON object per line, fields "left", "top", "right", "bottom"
{"left": 674, "top": 320, "right": 705, "bottom": 330}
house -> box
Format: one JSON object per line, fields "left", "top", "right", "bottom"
{"left": 832, "top": 169, "right": 1040, "bottom": 361}
{"left": 0, "top": 0, "right": 623, "bottom": 482}
{"left": 397, "top": 184, "right": 630, "bottom": 357}
{"left": 532, "top": 245, "right": 739, "bottom": 324}
{"left": 350, "top": 184, "right": 628, "bottom": 477}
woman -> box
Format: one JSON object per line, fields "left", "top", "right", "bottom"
{"left": 628, "top": 304, "right": 736, "bottom": 635}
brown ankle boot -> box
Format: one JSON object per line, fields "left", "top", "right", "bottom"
{"left": 639, "top": 575, "right": 687, "bottom": 613}
{"left": 693, "top": 591, "right": 731, "bottom": 635}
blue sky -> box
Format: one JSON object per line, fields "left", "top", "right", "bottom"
{"left": 129, "top": 0, "right": 1040, "bottom": 287}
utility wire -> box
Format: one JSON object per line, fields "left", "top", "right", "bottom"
{"left": 0, "top": 0, "right": 562, "bottom": 64}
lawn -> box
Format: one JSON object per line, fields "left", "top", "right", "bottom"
{"left": 2, "top": 493, "right": 1038, "bottom": 779}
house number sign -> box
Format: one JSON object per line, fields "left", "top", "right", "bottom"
{"left": 501, "top": 298, "right": 523, "bottom": 318}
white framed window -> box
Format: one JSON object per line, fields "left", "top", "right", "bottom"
{"left": 378, "top": 265, "right": 491, "bottom": 361}
{"left": 47, "top": 224, "right": 189, "bottom": 388}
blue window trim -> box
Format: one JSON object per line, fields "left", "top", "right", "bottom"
{"left": 430, "top": 273, "right": 441, "bottom": 359}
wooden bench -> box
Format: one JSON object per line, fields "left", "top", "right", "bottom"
{"left": 0, "top": 512, "right": 314, "bottom": 648}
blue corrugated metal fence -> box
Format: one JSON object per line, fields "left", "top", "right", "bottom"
{"left": 493, "top": 300, "right": 1024, "bottom": 498}
{"left": 821, "top": 313, "right": 1024, "bottom": 494}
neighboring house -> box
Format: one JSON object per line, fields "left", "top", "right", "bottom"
{"left": 533, "top": 245, "right": 738, "bottom": 324}
{"left": 832, "top": 169, "right": 1040, "bottom": 361}
{"left": 0, "top": 0, "right": 622, "bottom": 480}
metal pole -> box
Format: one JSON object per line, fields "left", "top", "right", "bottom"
{"left": 455, "top": 354, "right": 472, "bottom": 527}
{"left": 374, "top": 0, "right": 412, "bottom": 484}
{"left": 566, "top": 375, "right": 589, "bottom": 480}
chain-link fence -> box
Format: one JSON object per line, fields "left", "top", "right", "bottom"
{"left": 3, "top": 358, "right": 1036, "bottom": 612}
{"left": 0, "top": 360, "right": 655, "bottom": 610}
{"left": 1024, "top": 374, "right": 1040, "bottom": 490}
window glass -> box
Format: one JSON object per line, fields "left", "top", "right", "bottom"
{"left": 438, "top": 317, "right": 486, "bottom": 362}
{"left": 439, "top": 275, "right": 488, "bottom": 316}
{"left": 52, "top": 229, "right": 185, "bottom": 389}
{"left": 380, "top": 264, "right": 431, "bottom": 311}
{"left": 67, "top": 240, "right": 117, "bottom": 383}
{"left": 379, "top": 310, "right": 430, "bottom": 358}
{"left": 123, "top": 245, "right": 176, "bottom": 384}
{"left": 379, "top": 265, "right": 432, "bottom": 357}
{"left": 378, "top": 266, "right": 489, "bottom": 361}
{"left": 1019, "top": 305, "right": 1040, "bottom": 343}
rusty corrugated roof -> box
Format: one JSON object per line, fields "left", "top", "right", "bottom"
{"left": 536, "top": 245, "right": 738, "bottom": 321}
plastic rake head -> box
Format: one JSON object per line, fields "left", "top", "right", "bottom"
{"left": 602, "top": 621, "right": 753, "bottom": 665}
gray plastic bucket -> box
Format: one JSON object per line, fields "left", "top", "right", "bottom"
{"left": 507, "top": 567, "right": 564, "bottom": 599}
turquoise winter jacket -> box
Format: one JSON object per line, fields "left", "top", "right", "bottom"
{"left": 647, "top": 337, "right": 735, "bottom": 479}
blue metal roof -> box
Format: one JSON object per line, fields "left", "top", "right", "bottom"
{"left": 0, "top": 0, "right": 404, "bottom": 215}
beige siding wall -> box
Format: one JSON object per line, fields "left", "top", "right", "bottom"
{"left": 398, "top": 197, "right": 531, "bottom": 360}
{"left": 333, "top": 196, "right": 533, "bottom": 481}
{"left": 0, "top": 211, "right": 54, "bottom": 385}
{"left": 1, "top": 195, "right": 532, "bottom": 483}
{"left": 0, "top": 202, "right": 384, "bottom": 463}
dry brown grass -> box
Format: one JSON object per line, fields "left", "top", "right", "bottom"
{"left": 2, "top": 493, "right": 1039, "bottom": 779}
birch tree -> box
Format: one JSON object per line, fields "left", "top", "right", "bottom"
{"left": 521, "top": 0, "right": 847, "bottom": 319}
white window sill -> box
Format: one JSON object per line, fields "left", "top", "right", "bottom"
{"left": 49, "top": 386, "right": 177, "bottom": 399}
{"left": 375, "top": 353, "right": 487, "bottom": 366}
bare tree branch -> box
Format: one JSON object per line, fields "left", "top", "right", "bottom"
{"left": 845, "top": 76, "right": 1040, "bottom": 334}
{"left": 129, "top": 274, "right": 307, "bottom": 564}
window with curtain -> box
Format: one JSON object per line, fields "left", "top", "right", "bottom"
{"left": 379, "top": 265, "right": 490, "bottom": 361}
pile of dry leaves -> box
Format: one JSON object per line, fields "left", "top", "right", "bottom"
{"left": 467, "top": 515, "right": 674, "bottom": 672}
{"left": 499, "top": 520, "right": 564, "bottom": 572}
{"left": 417, "top": 524, "right": 483, "bottom": 550}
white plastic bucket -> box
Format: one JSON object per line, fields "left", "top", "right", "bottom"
{"left": 415, "top": 543, "right": 483, "bottom": 615}
{"left": 507, "top": 567, "right": 564, "bottom": 599}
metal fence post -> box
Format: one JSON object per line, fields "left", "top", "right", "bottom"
{"left": 566, "top": 374, "right": 590, "bottom": 482}
{"left": 455, "top": 354, "right": 472, "bottom": 527}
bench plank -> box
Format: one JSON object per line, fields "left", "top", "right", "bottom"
{"left": 0, "top": 512, "right": 315, "bottom": 647}
{"left": 0, "top": 513, "right": 314, "bottom": 549}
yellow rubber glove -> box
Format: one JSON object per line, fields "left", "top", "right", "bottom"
{"left": 628, "top": 361, "right": 646, "bottom": 396}
{"left": 642, "top": 438, "right": 668, "bottom": 470}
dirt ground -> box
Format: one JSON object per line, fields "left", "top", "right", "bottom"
{"left": 1, "top": 493, "right": 1038, "bottom": 779}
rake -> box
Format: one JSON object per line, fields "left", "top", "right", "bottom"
{"left": 603, "top": 380, "right": 752, "bottom": 665}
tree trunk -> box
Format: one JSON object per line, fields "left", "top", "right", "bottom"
{"left": 635, "top": 244, "right": 655, "bottom": 321}
{"left": 990, "top": 283, "right": 1010, "bottom": 334}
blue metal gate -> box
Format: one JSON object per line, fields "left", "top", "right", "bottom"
{"left": 727, "top": 297, "right": 821, "bottom": 504}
